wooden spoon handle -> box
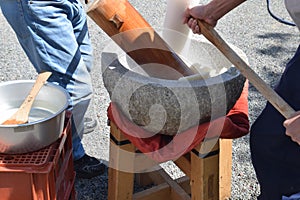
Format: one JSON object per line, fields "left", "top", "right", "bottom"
{"left": 197, "top": 20, "right": 295, "bottom": 119}
{"left": 18, "top": 71, "right": 52, "bottom": 116}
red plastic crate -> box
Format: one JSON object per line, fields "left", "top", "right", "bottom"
{"left": 0, "top": 115, "right": 75, "bottom": 200}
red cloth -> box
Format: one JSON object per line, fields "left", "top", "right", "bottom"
{"left": 107, "top": 81, "right": 249, "bottom": 162}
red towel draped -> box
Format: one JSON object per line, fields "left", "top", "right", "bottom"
{"left": 107, "top": 81, "right": 249, "bottom": 162}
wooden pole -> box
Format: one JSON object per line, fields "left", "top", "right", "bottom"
{"left": 197, "top": 20, "right": 295, "bottom": 119}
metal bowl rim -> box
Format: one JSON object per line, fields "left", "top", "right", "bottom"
{"left": 0, "top": 80, "right": 70, "bottom": 128}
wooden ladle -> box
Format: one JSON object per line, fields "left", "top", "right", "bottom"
{"left": 197, "top": 20, "right": 295, "bottom": 119}
{"left": 2, "top": 71, "right": 52, "bottom": 125}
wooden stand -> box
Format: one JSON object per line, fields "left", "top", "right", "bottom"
{"left": 108, "top": 121, "right": 232, "bottom": 200}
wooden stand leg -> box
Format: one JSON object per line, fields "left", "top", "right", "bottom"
{"left": 190, "top": 139, "right": 219, "bottom": 200}
{"left": 174, "top": 138, "right": 232, "bottom": 200}
{"left": 108, "top": 122, "right": 136, "bottom": 200}
{"left": 219, "top": 139, "right": 232, "bottom": 199}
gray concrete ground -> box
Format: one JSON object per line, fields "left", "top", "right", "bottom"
{"left": 1, "top": 0, "right": 300, "bottom": 199}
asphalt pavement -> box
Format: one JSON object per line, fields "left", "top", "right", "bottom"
{"left": 1, "top": 0, "right": 300, "bottom": 199}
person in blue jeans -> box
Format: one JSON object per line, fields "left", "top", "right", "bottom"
{"left": 0, "top": 0, "right": 105, "bottom": 179}
{"left": 184, "top": 0, "right": 300, "bottom": 199}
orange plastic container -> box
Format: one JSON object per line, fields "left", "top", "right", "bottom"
{"left": 0, "top": 116, "right": 75, "bottom": 200}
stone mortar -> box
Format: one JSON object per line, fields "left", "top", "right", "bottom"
{"left": 101, "top": 37, "right": 247, "bottom": 135}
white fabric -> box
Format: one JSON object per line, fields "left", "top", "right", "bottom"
{"left": 285, "top": 0, "right": 300, "bottom": 31}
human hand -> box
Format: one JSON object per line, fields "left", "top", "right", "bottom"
{"left": 183, "top": 0, "right": 246, "bottom": 34}
{"left": 183, "top": 5, "right": 218, "bottom": 34}
{"left": 283, "top": 111, "right": 300, "bottom": 145}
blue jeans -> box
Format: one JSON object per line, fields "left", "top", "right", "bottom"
{"left": 0, "top": 0, "right": 93, "bottom": 160}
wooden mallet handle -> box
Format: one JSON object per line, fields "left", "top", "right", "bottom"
{"left": 87, "top": 0, "right": 195, "bottom": 79}
{"left": 197, "top": 20, "right": 295, "bottom": 119}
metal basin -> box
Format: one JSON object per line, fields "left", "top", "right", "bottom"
{"left": 0, "top": 80, "right": 69, "bottom": 154}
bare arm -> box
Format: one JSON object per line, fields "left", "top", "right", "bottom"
{"left": 183, "top": 0, "right": 246, "bottom": 33}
